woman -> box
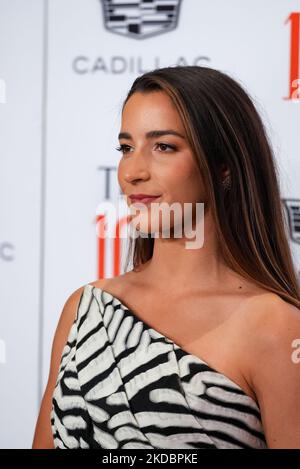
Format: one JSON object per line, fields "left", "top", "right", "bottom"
{"left": 32, "top": 65, "right": 300, "bottom": 449}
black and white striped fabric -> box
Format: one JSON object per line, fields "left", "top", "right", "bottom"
{"left": 51, "top": 283, "right": 267, "bottom": 449}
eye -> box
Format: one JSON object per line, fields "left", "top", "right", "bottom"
{"left": 155, "top": 142, "right": 177, "bottom": 152}
{"left": 115, "top": 142, "right": 177, "bottom": 154}
{"left": 115, "top": 144, "right": 131, "bottom": 154}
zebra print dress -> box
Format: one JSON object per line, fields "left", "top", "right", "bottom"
{"left": 51, "top": 283, "right": 268, "bottom": 449}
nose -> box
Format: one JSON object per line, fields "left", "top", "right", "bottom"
{"left": 123, "top": 150, "right": 150, "bottom": 184}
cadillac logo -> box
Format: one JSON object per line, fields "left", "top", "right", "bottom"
{"left": 283, "top": 198, "right": 300, "bottom": 244}
{"left": 100, "top": 0, "right": 182, "bottom": 39}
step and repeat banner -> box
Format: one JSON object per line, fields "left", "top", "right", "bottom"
{"left": 0, "top": 0, "right": 299, "bottom": 448}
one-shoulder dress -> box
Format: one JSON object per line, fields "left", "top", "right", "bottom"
{"left": 50, "top": 283, "right": 268, "bottom": 449}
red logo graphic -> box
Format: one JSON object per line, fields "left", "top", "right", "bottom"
{"left": 284, "top": 12, "right": 300, "bottom": 101}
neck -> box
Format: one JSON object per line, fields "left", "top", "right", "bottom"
{"left": 138, "top": 209, "right": 239, "bottom": 293}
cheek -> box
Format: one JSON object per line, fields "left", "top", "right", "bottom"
{"left": 178, "top": 155, "right": 204, "bottom": 197}
{"left": 156, "top": 158, "right": 193, "bottom": 182}
{"left": 159, "top": 157, "right": 202, "bottom": 198}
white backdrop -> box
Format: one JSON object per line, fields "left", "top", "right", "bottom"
{"left": 0, "top": 0, "right": 299, "bottom": 448}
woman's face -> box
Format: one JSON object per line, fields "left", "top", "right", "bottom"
{"left": 117, "top": 91, "right": 206, "bottom": 235}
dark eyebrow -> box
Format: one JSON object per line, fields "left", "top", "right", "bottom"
{"left": 118, "top": 129, "right": 186, "bottom": 140}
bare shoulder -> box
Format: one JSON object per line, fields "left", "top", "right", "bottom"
{"left": 49, "top": 283, "right": 91, "bottom": 342}
{"left": 32, "top": 281, "right": 102, "bottom": 449}
{"left": 236, "top": 291, "right": 300, "bottom": 339}
{"left": 88, "top": 271, "right": 137, "bottom": 296}
{"left": 88, "top": 277, "right": 114, "bottom": 291}
{"left": 48, "top": 279, "right": 112, "bottom": 374}
{"left": 235, "top": 292, "right": 300, "bottom": 447}
{"left": 234, "top": 291, "right": 300, "bottom": 362}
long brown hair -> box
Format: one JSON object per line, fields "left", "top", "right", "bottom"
{"left": 120, "top": 65, "right": 300, "bottom": 309}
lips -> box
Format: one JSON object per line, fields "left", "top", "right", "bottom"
{"left": 130, "top": 195, "right": 161, "bottom": 205}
